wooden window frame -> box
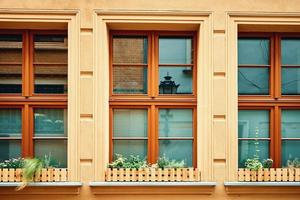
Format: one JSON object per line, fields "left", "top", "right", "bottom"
{"left": 0, "top": 30, "right": 68, "bottom": 159}
{"left": 238, "top": 32, "right": 300, "bottom": 167}
{"left": 109, "top": 31, "right": 197, "bottom": 166}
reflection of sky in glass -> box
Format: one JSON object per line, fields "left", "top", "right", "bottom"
{"left": 238, "top": 38, "right": 269, "bottom": 65}
{"left": 159, "top": 37, "right": 192, "bottom": 64}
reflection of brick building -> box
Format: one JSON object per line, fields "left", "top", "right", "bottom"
{"left": 113, "top": 37, "right": 147, "bottom": 93}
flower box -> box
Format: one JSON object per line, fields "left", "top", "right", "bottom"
{"left": 106, "top": 168, "right": 201, "bottom": 182}
{"left": 0, "top": 168, "right": 68, "bottom": 182}
{"left": 238, "top": 168, "right": 300, "bottom": 182}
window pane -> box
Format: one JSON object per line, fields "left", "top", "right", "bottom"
{"left": 238, "top": 67, "right": 269, "bottom": 95}
{"left": 238, "top": 38, "right": 269, "bottom": 65}
{"left": 159, "top": 37, "right": 193, "bottom": 64}
{"left": 238, "top": 140, "right": 269, "bottom": 168}
{"left": 34, "top": 108, "right": 67, "bottom": 137}
{"left": 34, "top": 35, "right": 67, "bottom": 94}
{"left": 113, "top": 109, "right": 147, "bottom": 137}
{"left": 281, "top": 110, "right": 300, "bottom": 138}
{"left": 0, "top": 108, "right": 22, "bottom": 137}
{"left": 0, "top": 140, "right": 21, "bottom": 162}
{"left": 34, "top": 140, "right": 67, "bottom": 168}
{"left": 0, "top": 34, "right": 22, "bottom": 93}
{"left": 281, "top": 67, "right": 300, "bottom": 95}
{"left": 159, "top": 140, "right": 193, "bottom": 167}
{"left": 113, "top": 36, "right": 148, "bottom": 64}
{"left": 159, "top": 108, "right": 193, "bottom": 137}
{"left": 238, "top": 110, "right": 269, "bottom": 138}
{"left": 281, "top": 140, "right": 300, "bottom": 167}
{"left": 113, "top": 140, "right": 147, "bottom": 159}
{"left": 113, "top": 66, "right": 147, "bottom": 94}
{"left": 281, "top": 38, "right": 300, "bottom": 65}
{"left": 159, "top": 67, "right": 192, "bottom": 94}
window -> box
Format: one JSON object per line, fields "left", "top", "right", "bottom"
{"left": 0, "top": 30, "right": 68, "bottom": 167}
{"left": 110, "top": 31, "right": 197, "bottom": 167}
{"left": 238, "top": 33, "right": 300, "bottom": 167}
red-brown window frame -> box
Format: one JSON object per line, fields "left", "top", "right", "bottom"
{"left": 238, "top": 32, "right": 300, "bottom": 167}
{"left": 109, "top": 31, "right": 197, "bottom": 166}
{"left": 0, "top": 30, "right": 68, "bottom": 158}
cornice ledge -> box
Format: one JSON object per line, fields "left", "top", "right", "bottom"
{"left": 95, "top": 9, "right": 212, "bottom": 17}
{"left": 227, "top": 11, "right": 300, "bottom": 17}
{"left": 0, "top": 8, "right": 79, "bottom": 15}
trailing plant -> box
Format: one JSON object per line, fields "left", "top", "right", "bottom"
{"left": 157, "top": 154, "right": 185, "bottom": 169}
{"left": 287, "top": 158, "right": 300, "bottom": 168}
{"left": 17, "top": 158, "right": 43, "bottom": 190}
{"left": 108, "top": 154, "right": 148, "bottom": 169}
{"left": 0, "top": 157, "right": 24, "bottom": 169}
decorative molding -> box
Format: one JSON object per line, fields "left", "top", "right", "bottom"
{"left": 90, "top": 181, "right": 216, "bottom": 195}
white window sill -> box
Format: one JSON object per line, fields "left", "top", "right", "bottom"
{"left": 89, "top": 181, "right": 216, "bottom": 195}
{"left": 224, "top": 182, "right": 300, "bottom": 194}
{"left": 0, "top": 182, "right": 82, "bottom": 187}
{"left": 0, "top": 182, "right": 82, "bottom": 195}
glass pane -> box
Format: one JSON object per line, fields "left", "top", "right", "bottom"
{"left": 0, "top": 140, "right": 21, "bottom": 162}
{"left": 113, "top": 140, "right": 147, "bottom": 159}
{"left": 281, "top": 38, "right": 300, "bottom": 65}
{"left": 34, "top": 34, "right": 67, "bottom": 94}
{"left": 159, "top": 108, "right": 193, "bottom": 137}
{"left": 281, "top": 110, "right": 300, "bottom": 138}
{"left": 238, "top": 38, "right": 269, "bottom": 65}
{"left": 238, "top": 140, "right": 269, "bottom": 168}
{"left": 113, "top": 36, "right": 148, "bottom": 64}
{"left": 281, "top": 67, "right": 300, "bottom": 95}
{"left": 238, "top": 110, "right": 269, "bottom": 138}
{"left": 159, "top": 140, "right": 193, "bottom": 167}
{"left": 238, "top": 67, "right": 269, "bottom": 95}
{"left": 281, "top": 140, "right": 300, "bottom": 167}
{"left": 34, "top": 108, "right": 67, "bottom": 137}
{"left": 0, "top": 34, "right": 22, "bottom": 93}
{"left": 159, "top": 67, "right": 192, "bottom": 94}
{"left": 34, "top": 140, "right": 67, "bottom": 167}
{"left": 113, "top": 109, "right": 147, "bottom": 137}
{"left": 0, "top": 108, "right": 22, "bottom": 137}
{"left": 113, "top": 66, "right": 147, "bottom": 94}
{"left": 159, "top": 37, "right": 193, "bottom": 64}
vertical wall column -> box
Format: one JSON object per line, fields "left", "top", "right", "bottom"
{"left": 79, "top": 25, "right": 95, "bottom": 182}
{"left": 212, "top": 12, "right": 227, "bottom": 183}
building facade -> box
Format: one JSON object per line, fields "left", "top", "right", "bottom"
{"left": 0, "top": 0, "right": 300, "bottom": 199}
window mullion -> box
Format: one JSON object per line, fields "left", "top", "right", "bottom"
{"left": 274, "top": 106, "right": 281, "bottom": 167}
{"left": 274, "top": 34, "right": 281, "bottom": 98}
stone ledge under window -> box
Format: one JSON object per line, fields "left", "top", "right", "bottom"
{"left": 224, "top": 182, "right": 300, "bottom": 194}
{"left": 0, "top": 182, "right": 82, "bottom": 195}
{"left": 89, "top": 182, "right": 217, "bottom": 195}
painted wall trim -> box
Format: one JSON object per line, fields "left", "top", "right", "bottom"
{"left": 0, "top": 182, "right": 83, "bottom": 187}
{"left": 90, "top": 181, "right": 217, "bottom": 186}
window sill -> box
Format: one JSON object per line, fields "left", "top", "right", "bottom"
{"left": 224, "top": 182, "right": 300, "bottom": 194}
{"left": 0, "top": 182, "right": 82, "bottom": 195}
{"left": 89, "top": 181, "right": 216, "bottom": 195}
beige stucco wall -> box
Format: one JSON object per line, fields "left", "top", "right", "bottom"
{"left": 1, "top": 0, "right": 300, "bottom": 199}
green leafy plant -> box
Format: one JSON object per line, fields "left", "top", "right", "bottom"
{"left": 157, "top": 154, "right": 185, "bottom": 169}
{"left": 245, "top": 158, "right": 263, "bottom": 171}
{"left": 108, "top": 154, "right": 148, "bottom": 169}
{"left": 0, "top": 157, "right": 24, "bottom": 169}
{"left": 287, "top": 158, "right": 300, "bottom": 168}
{"left": 262, "top": 158, "right": 273, "bottom": 168}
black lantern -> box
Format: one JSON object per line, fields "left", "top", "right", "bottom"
{"left": 159, "top": 73, "right": 180, "bottom": 94}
